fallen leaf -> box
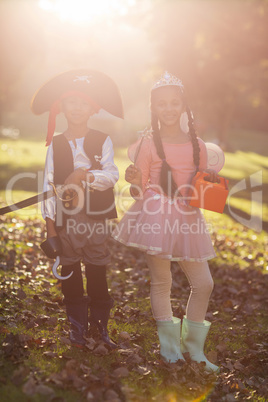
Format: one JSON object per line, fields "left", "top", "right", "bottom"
{"left": 112, "top": 367, "right": 129, "bottom": 378}
{"left": 86, "top": 391, "right": 95, "bottom": 400}
{"left": 216, "top": 342, "right": 228, "bottom": 353}
{"left": 35, "top": 384, "right": 55, "bottom": 397}
{"left": 59, "top": 336, "right": 71, "bottom": 345}
{"left": 126, "top": 353, "right": 143, "bottom": 365}
{"left": 43, "top": 351, "right": 58, "bottom": 358}
{"left": 11, "top": 366, "right": 30, "bottom": 386}
{"left": 22, "top": 376, "right": 36, "bottom": 396}
{"left": 135, "top": 365, "right": 151, "bottom": 376}
{"left": 85, "top": 337, "right": 96, "bottom": 350}
{"left": 206, "top": 350, "right": 218, "bottom": 364}
{"left": 118, "top": 331, "right": 131, "bottom": 340}
{"left": 225, "top": 394, "right": 236, "bottom": 402}
{"left": 104, "top": 389, "right": 120, "bottom": 401}
{"left": 93, "top": 344, "right": 109, "bottom": 355}
{"left": 17, "top": 288, "right": 27, "bottom": 300}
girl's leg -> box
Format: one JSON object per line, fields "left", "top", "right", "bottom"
{"left": 178, "top": 260, "right": 214, "bottom": 322}
{"left": 146, "top": 254, "right": 184, "bottom": 363}
{"left": 145, "top": 254, "right": 173, "bottom": 321}
{"left": 179, "top": 260, "right": 218, "bottom": 372}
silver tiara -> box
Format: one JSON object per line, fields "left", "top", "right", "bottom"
{"left": 152, "top": 71, "right": 184, "bottom": 91}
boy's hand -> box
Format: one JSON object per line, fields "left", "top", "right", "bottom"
{"left": 64, "top": 168, "right": 94, "bottom": 187}
{"left": 125, "top": 164, "right": 142, "bottom": 186}
{"left": 62, "top": 169, "right": 94, "bottom": 208}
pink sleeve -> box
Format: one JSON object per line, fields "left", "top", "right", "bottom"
{"left": 198, "top": 138, "right": 208, "bottom": 171}
{"left": 134, "top": 138, "right": 152, "bottom": 192}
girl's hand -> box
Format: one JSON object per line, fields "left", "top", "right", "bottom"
{"left": 125, "top": 164, "right": 142, "bottom": 186}
{"left": 203, "top": 169, "right": 220, "bottom": 183}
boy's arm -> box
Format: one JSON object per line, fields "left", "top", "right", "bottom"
{"left": 84, "top": 136, "right": 119, "bottom": 191}
{"left": 42, "top": 144, "right": 57, "bottom": 225}
{"left": 46, "top": 217, "right": 58, "bottom": 238}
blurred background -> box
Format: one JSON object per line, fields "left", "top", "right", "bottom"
{"left": 0, "top": 0, "right": 267, "bottom": 150}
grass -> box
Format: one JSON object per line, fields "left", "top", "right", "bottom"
{"left": 0, "top": 133, "right": 267, "bottom": 274}
{"left": 1, "top": 133, "right": 268, "bottom": 227}
{"left": 0, "top": 220, "right": 267, "bottom": 400}
{"left": 0, "top": 131, "right": 267, "bottom": 401}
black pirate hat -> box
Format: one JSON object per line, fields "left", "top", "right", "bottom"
{"left": 31, "top": 69, "right": 124, "bottom": 145}
{"left": 31, "top": 68, "right": 124, "bottom": 117}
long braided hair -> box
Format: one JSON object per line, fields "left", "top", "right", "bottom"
{"left": 150, "top": 87, "right": 200, "bottom": 198}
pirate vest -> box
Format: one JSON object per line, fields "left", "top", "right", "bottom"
{"left": 53, "top": 130, "right": 117, "bottom": 228}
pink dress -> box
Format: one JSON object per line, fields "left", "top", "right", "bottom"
{"left": 112, "top": 137, "right": 216, "bottom": 261}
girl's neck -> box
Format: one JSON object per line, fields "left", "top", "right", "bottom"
{"left": 159, "top": 124, "right": 189, "bottom": 144}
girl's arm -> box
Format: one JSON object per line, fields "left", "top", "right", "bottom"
{"left": 127, "top": 137, "right": 152, "bottom": 197}
{"left": 198, "top": 138, "right": 220, "bottom": 182}
{"left": 125, "top": 165, "right": 143, "bottom": 198}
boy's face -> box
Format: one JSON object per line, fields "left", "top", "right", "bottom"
{"left": 61, "top": 96, "right": 96, "bottom": 126}
{"left": 151, "top": 86, "right": 185, "bottom": 128}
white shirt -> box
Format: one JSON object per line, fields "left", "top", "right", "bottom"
{"left": 42, "top": 135, "right": 119, "bottom": 220}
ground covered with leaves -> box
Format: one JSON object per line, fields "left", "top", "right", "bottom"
{"left": 0, "top": 214, "right": 267, "bottom": 402}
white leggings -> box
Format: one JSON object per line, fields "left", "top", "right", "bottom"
{"left": 146, "top": 254, "right": 214, "bottom": 322}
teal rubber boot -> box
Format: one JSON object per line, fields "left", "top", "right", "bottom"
{"left": 181, "top": 316, "right": 219, "bottom": 372}
{"left": 156, "top": 317, "right": 185, "bottom": 363}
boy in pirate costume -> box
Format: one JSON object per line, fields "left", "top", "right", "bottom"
{"left": 31, "top": 69, "right": 124, "bottom": 348}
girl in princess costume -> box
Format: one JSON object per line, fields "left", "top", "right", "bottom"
{"left": 32, "top": 69, "right": 124, "bottom": 348}
{"left": 113, "top": 72, "right": 219, "bottom": 371}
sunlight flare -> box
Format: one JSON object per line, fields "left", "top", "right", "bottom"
{"left": 38, "top": 0, "right": 136, "bottom": 23}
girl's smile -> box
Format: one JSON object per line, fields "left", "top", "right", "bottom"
{"left": 152, "top": 86, "right": 185, "bottom": 129}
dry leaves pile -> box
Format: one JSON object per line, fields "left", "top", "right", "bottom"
{"left": 0, "top": 215, "right": 267, "bottom": 401}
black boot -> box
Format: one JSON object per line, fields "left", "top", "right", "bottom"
{"left": 64, "top": 296, "right": 89, "bottom": 347}
{"left": 89, "top": 298, "right": 118, "bottom": 349}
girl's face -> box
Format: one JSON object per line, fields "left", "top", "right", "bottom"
{"left": 151, "top": 86, "right": 185, "bottom": 128}
{"left": 61, "top": 96, "right": 95, "bottom": 126}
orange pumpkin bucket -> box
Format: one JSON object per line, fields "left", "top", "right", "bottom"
{"left": 188, "top": 172, "right": 229, "bottom": 213}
